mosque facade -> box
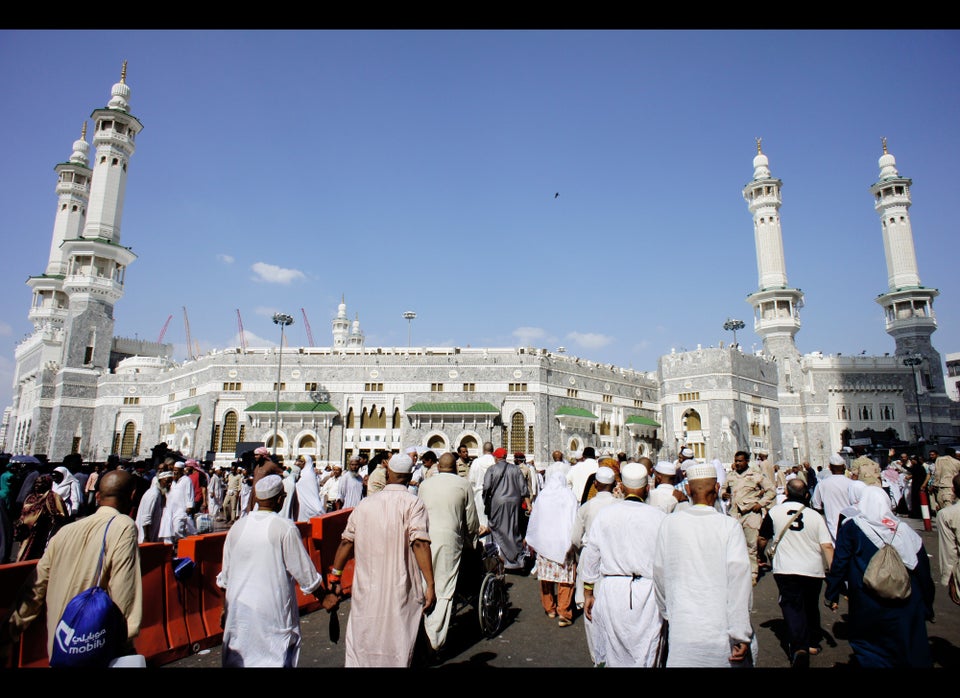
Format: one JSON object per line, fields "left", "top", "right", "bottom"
{"left": 2, "top": 69, "right": 957, "bottom": 468}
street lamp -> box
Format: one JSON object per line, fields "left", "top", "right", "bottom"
{"left": 272, "top": 312, "right": 295, "bottom": 456}
{"left": 403, "top": 311, "right": 417, "bottom": 347}
{"left": 310, "top": 388, "right": 331, "bottom": 463}
{"left": 903, "top": 355, "right": 925, "bottom": 444}
{"left": 724, "top": 317, "right": 745, "bottom": 347}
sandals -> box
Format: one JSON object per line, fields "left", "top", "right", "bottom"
{"left": 808, "top": 646, "right": 822, "bottom": 656}
{"left": 558, "top": 618, "right": 573, "bottom": 627}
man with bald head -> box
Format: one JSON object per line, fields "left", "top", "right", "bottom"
{"left": 1, "top": 468, "right": 143, "bottom": 665}
{"left": 654, "top": 464, "right": 754, "bottom": 667}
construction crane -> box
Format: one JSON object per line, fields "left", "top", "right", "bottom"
{"left": 157, "top": 314, "right": 173, "bottom": 343}
{"left": 183, "top": 306, "right": 198, "bottom": 360}
{"left": 301, "top": 307, "right": 315, "bottom": 347}
{"left": 236, "top": 309, "right": 247, "bottom": 352}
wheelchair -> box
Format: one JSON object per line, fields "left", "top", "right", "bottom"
{"left": 453, "top": 532, "right": 510, "bottom": 638}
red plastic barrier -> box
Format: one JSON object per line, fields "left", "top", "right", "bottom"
{"left": 0, "top": 560, "right": 48, "bottom": 668}
{"left": 175, "top": 534, "right": 220, "bottom": 653}
{"left": 311, "top": 508, "right": 355, "bottom": 593}
{"left": 134, "top": 542, "right": 176, "bottom": 665}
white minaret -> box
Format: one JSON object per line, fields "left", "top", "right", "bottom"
{"left": 871, "top": 138, "right": 944, "bottom": 390}
{"left": 744, "top": 139, "right": 804, "bottom": 360}
{"left": 348, "top": 313, "right": 364, "bottom": 348}
{"left": 332, "top": 295, "right": 350, "bottom": 349}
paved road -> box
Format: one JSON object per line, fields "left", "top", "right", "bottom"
{"left": 166, "top": 518, "right": 959, "bottom": 669}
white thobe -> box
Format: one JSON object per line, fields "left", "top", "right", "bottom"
{"left": 207, "top": 473, "right": 224, "bottom": 520}
{"left": 170, "top": 476, "right": 197, "bottom": 540}
{"left": 468, "top": 454, "right": 496, "bottom": 528}
{"left": 647, "top": 484, "right": 679, "bottom": 514}
{"left": 418, "top": 472, "right": 479, "bottom": 651}
{"left": 569, "top": 490, "right": 618, "bottom": 660}
{"left": 338, "top": 472, "right": 364, "bottom": 509}
{"left": 580, "top": 498, "right": 666, "bottom": 667}
{"left": 296, "top": 462, "right": 326, "bottom": 520}
{"left": 567, "top": 458, "right": 599, "bottom": 503}
{"left": 653, "top": 504, "right": 754, "bottom": 668}
{"left": 216, "top": 510, "right": 323, "bottom": 667}
{"left": 135, "top": 484, "right": 165, "bottom": 543}
{"left": 810, "top": 474, "right": 853, "bottom": 542}
{"left": 320, "top": 475, "right": 341, "bottom": 512}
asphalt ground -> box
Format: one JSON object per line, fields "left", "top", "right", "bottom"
{"left": 165, "top": 516, "right": 959, "bottom": 671}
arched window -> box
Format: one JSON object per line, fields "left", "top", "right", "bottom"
{"left": 299, "top": 434, "right": 317, "bottom": 449}
{"left": 120, "top": 422, "right": 136, "bottom": 457}
{"left": 459, "top": 435, "right": 478, "bottom": 451}
{"left": 393, "top": 408, "right": 401, "bottom": 429}
{"left": 376, "top": 407, "right": 386, "bottom": 428}
{"left": 221, "top": 411, "right": 239, "bottom": 454}
{"left": 360, "top": 407, "right": 370, "bottom": 428}
{"left": 684, "top": 410, "right": 702, "bottom": 432}
{"left": 266, "top": 434, "right": 284, "bottom": 449}
{"left": 510, "top": 412, "right": 526, "bottom": 454}
{"left": 347, "top": 407, "right": 355, "bottom": 429}
{"left": 428, "top": 434, "right": 446, "bottom": 450}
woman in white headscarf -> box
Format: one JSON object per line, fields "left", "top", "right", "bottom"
{"left": 51, "top": 465, "right": 82, "bottom": 519}
{"left": 524, "top": 470, "right": 579, "bottom": 626}
{"left": 824, "top": 486, "right": 935, "bottom": 667}
{"left": 296, "top": 455, "right": 326, "bottom": 521}
{"left": 279, "top": 460, "right": 300, "bottom": 520}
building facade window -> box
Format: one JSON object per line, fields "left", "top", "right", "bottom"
{"left": 838, "top": 404, "right": 851, "bottom": 420}
{"left": 679, "top": 392, "right": 700, "bottom": 402}
{"left": 220, "top": 411, "right": 239, "bottom": 454}
{"left": 602, "top": 394, "right": 613, "bottom": 404}
{"left": 305, "top": 382, "right": 318, "bottom": 391}
{"left": 567, "top": 388, "right": 579, "bottom": 398}
{"left": 510, "top": 412, "right": 526, "bottom": 454}
{"left": 431, "top": 383, "right": 444, "bottom": 392}
{"left": 858, "top": 405, "right": 873, "bottom": 421}
{"left": 223, "top": 382, "right": 242, "bottom": 391}
{"left": 123, "top": 397, "right": 140, "bottom": 405}
{"left": 120, "top": 422, "right": 136, "bottom": 457}
{"left": 273, "top": 382, "right": 286, "bottom": 391}
{"left": 508, "top": 383, "right": 527, "bottom": 392}
{"left": 880, "top": 404, "right": 894, "bottom": 421}
{"left": 462, "top": 383, "right": 476, "bottom": 392}
{"left": 364, "top": 383, "right": 383, "bottom": 392}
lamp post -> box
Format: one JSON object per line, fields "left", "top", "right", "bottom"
{"left": 310, "top": 388, "right": 331, "bottom": 462}
{"left": 403, "top": 311, "right": 417, "bottom": 347}
{"left": 723, "top": 317, "right": 745, "bottom": 347}
{"left": 903, "top": 354, "right": 925, "bottom": 444}
{"left": 272, "top": 312, "right": 294, "bottom": 456}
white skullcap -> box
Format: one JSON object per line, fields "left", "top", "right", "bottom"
{"left": 158, "top": 471, "right": 175, "bottom": 480}
{"left": 405, "top": 446, "right": 419, "bottom": 456}
{"left": 388, "top": 453, "right": 414, "bottom": 474}
{"left": 255, "top": 474, "right": 284, "bottom": 499}
{"left": 685, "top": 464, "right": 718, "bottom": 481}
{"left": 173, "top": 461, "right": 185, "bottom": 470}
{"left": 620, "top": 462, "right": 648, "bottom": 489}
{"left": 680, "top": 448, "right": 694, "bottom": 458}
{"left": 829, "top": 453, "right": 846, "bottom": 467}
{"left": 595, "top": 466, "right": 616, "bottom": 485}
{"left": 654, "top": 461, "right": 676, "bottom": 476}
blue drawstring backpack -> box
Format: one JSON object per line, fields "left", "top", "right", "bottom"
{"left": 49, "top": 517, "right": 128, "bottom": 668}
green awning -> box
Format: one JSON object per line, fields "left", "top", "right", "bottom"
{"left": 626, "top": 415, "right": 661, "bottom": 427}
{"left": 555, "top": 406, "right": 598, "bottom": 419}
{"left": 407, "top": 402, "right": 499, "bottom": 414}
{"left": 170, "top": 405, "right": 200, "bottom": 418}
{"left": 245, "top": 401, "right": 336, "bottom": 413}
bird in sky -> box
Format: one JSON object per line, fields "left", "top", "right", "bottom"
{"left": 554, "top": 192, "right": 559, "bottom": 199}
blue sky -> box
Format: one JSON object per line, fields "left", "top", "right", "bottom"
{"left": 1, "top": 29, "right": 958, "bottom": 412}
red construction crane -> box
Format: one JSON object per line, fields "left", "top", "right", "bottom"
{"left": 157, "top": 314, "right": 173, "bottom": 343}
{"left": 236, "top": 309, "right": 247, "bottom": 352}
{"left": 301, "top": 307, "right": 315, "bottom": 347}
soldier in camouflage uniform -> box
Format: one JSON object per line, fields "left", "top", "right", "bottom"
{"left": 849, "top": 445, "right": 882, "bottom": 487}
{"left": 725, "top": 450, "right": 777, "bottom": 585}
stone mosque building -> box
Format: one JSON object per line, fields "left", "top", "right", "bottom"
{"left": 2, "top": 68, "right": 957, "bottom": 468}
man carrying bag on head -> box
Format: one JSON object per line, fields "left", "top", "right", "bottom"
{"left": 0, "top": 469, "right": 143, "bottom": 668}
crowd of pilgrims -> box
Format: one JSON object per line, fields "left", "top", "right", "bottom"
{"left": 0, "top": 441, "right": 949, "bottom": 668}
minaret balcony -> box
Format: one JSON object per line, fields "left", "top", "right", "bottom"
{"left": 28, "top": 305, "right": 68, "bottom": 326}
{"left": 63, "top": 273, "right": 125, "bottom": 302}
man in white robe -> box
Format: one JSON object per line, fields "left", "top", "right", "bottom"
{"left": 647, "top": 461, "right": 680, "bottom": 514}
{"left": 581, "top": 463, "right": 666, "bottom": 667}
{"left": 320, "top": 464, "right": 342, "bottom": 513}
{"left": 296, "top": 455, "right": 327, "bottom": 520}
{"left": 169, "top": 462, "right": 197, "bottom": 544}
{"left": 207, "top": 466, "right": 225, "bottom": 521}
{"left": 810, "top": 454, "right": 854, "bottom": 543}
{"left": 418, "top": 452, "right": 479, "bottom": 658}
{"left": 216, "top": 475, "right": 336, "bottom": 667}
{"left": 566, "top": 446, "right": 599, "bottom": 503}
{"left": 570, "top": 466, "right": 619, "bottom": 660}
{"left": 328, "top": 453, "right": 435, "bottom": 667}
{"left": 654, "top": 464, "right": 755, "bottom": 668}
{"left": 468, "top": 441, "right": 496, "bottom": 529}
{"left": 136, "top": 470, "right": 172, "bottom": 544}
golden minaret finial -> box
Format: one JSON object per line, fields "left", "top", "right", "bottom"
{"left": 120, "top": 60, "right": 127, "bottom": 84}
{"left": 756, "top": 137, "right": 762, "bottom": 155}
{"left": 881, "top": 136, "right": 888, "bottom": 154}
{"left": 81, "top": 122, "right": 87, "bottom": 139}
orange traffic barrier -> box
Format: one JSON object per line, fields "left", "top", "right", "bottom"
{"left": 0, "top": 508, "right": 353, "bottom": 668}
{"left": 920, "top": 488, "right": 933, "bottom": 532}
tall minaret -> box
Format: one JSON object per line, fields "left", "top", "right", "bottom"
{"left": 45, "top": 63, "right": 143, "bottom": 458}
{"left": 332, "top": 295, "right": 350, "bottom": 349}
{"left": 348, "top": 313, "right": 364, "bottom": 348}
{"left": 744, "top": 139, "right": 804, "bottom": 361}
{"left": 871, "top": 138, "right": 944, "bottom": 391}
